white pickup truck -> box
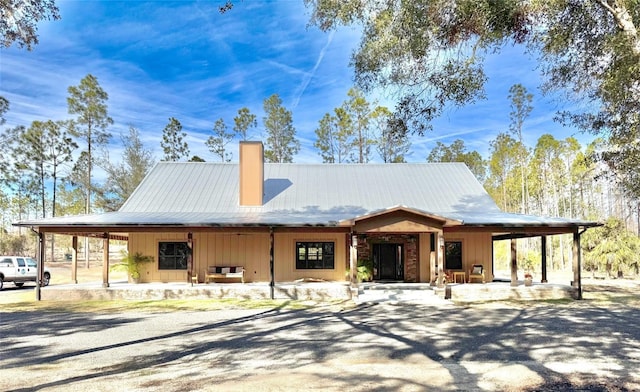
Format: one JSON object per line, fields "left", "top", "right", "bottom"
{"left": 0, "top": 256, "right": 51, "bottom": 290}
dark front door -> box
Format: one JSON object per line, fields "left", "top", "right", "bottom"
{"left": 373, "top": 243, "right": 404, "bottom": 281}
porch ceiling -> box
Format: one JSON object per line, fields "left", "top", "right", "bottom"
{"left": 492, "top": 232, "right": 572, "bottom": 241}
{"left": 444, "top": 222, "right": 602, "bottom": 240}
{"left": 30, "top": 225, "right": 350, "bottom": 239}
{"left": 42, "top": 231, "right": 130, "bottom": 241}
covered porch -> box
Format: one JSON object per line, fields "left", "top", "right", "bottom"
{"left": 441, "top": 221, "right": 601, "bottom": 300}
{"left": 21, "top": 207, "right": 599, "bottom": 303}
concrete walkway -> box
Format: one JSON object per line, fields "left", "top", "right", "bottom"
{"left": 355, "top": 282, "right": 452, "bottom": 306}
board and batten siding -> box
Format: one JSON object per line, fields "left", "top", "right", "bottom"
{"left": 128, "top": 230, "right": 488, "bottom": 283}
{"left": 128, "top": 230, "right": 347, "bottom": 283}
{"left": 129, "top": 232, "right": 188, "bottom": 283}
{"left": 129, "top": 231, "right": 270, "bottom": 283}
{"left": 192, "top": 232, "right": 271, "bottom": 283}
{"left": 273, "top": 232, "right": 347, "bottom": 282}
{"left": 443, "top": 231, "right": 493, "bottom": 281}
{"left": 418, "top": 232, "right": 433, "bottom": 283}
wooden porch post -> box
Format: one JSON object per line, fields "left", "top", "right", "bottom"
{"left": 429, "top": 233, "right": 436, "bottom": 286}
{"left": 430, "top": 251, "right": 436, "bottom": 286}
{"left": 510, "top": 238, "right": 518, "bottom": 287}
{"left": 436, "top": 231, "right": 445, "bottom": 288}
{"left": 572, "top": 229, "right": 582, "bottom": 299}
{"left": 102, "top": 233, "right": 110, "bottom": 288}
{"left": 71, "top": 236, "right": 78, "bottom": 284}
{"left": 85, "top": 237, "right": 90, "bottom": 269}
{"left": 36, "top": 231, "right": 45, "bottom": 301}
{"left": 541, "top": 236, "right": 548, "bottom": 283}
{"left": 350, "top": 234, "right": 358, "bottom": 298}
{"left": 269, "top": 227, "right": 274, "bottom": 300}
{"left": 187, "top": 232, "right": 193, "bottom": 285}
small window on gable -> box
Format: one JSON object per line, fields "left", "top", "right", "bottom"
{"left": 445, "top": 241, "right": 463, "bottom": 270}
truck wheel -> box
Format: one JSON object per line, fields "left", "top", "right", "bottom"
{"left": 43, "top": 272, "right": 50, "bottom": 287}
{"left": 0, "top": 276, "right": 3, "bottom": 290}
{"left": 15, "top": 282, "right": 24, "bottom": 288}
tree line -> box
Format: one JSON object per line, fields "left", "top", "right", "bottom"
{"left": 0, "top": 75, "right": 301, "bottom": 227}
{"left": 1, "top": 74, "right": 638, "bottom": 276}
{"left": 426, "top": 84, "right": 640, "bottom": 277}
{"left": 0, "top": 76, "right": 637, "bottom": 266}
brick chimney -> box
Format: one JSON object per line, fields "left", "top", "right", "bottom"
{"left": 239, "top": 141, "right": 264, "bottom": 206}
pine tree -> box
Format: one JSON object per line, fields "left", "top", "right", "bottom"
{"left": 263, "top": 94, "right": 299, "bottom": 163}
{"left": 206, "top": 118, "right": 234, "bottom": 162}
{"left": 233, "top": 107, "right": 257, "bottom": 141}
{"left": 67, "top": 74, "right": 112, "bottom": 215}
{"left": 101, "top": 127, "right": 155, "bottom": 210}
{"left": 161, "top": 117, "right": 190, "bottom": 162}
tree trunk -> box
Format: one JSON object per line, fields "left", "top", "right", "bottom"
{"left": 597, "top": 0, "right": 640, "bottom": 57}
{"left": 637, "top": 201, "right": 639, "bottom": 237}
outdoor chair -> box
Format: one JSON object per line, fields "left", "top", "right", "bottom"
{"left": 468, "top": 264, "right": 485, "bottom": 283}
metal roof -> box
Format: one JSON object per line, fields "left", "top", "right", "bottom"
{"left": 120, "top": 162, "right": 500, "bottom": 214}
{"left": 14, "top": 162, "right": 599, "bottom": 229}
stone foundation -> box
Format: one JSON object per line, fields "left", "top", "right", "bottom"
{"left": 39, "top": 282, "right": 352, "bottom": 301}
{"left": 444, "top": 282, "right": 577, "bottom": 302}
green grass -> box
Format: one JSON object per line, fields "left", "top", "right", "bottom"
{"left": 452, "top": 282, "right": 640, "bottom": 309}
{"left": 582, "top": 292, "right": 640, "bottom": 307}
{"left": 0, "top": 295, "right": 354, "bottom": 313}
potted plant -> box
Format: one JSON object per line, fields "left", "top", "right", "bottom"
{"left": 345, "top": 259, "right": 374, "bottom": 282}
{"left": 524, "top": 272, "right": 533, "bottom": 286}
{"left": 111, "top": 251, "right": 154, "bottom": 283}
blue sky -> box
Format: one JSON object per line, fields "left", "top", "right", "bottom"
{"left": 0, "top": 0, "right": 594, "bottom": 172}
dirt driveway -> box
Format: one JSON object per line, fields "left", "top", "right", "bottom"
{"left": 1, "top": 279, "right": 639, "bottom": 391}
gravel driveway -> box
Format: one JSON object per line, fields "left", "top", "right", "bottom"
{"left": 1, "top": 283, "right": 639, "bottom": 391}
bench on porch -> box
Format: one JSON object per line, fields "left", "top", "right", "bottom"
{"left": 205, "top": 266, "right": 245, "bottom": 283}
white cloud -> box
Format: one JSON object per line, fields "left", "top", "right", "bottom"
{"left": 0, "top": 0, "right": 596, "bottom": 171}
